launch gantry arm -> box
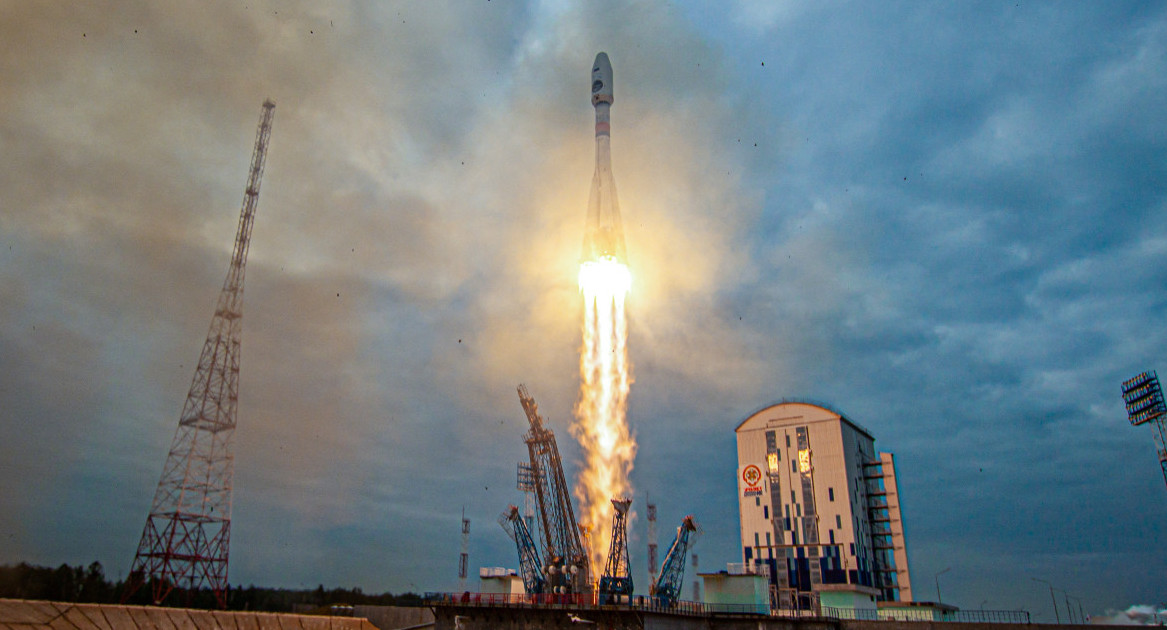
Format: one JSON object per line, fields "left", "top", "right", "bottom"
{"left": 650, "top": 515, "right": 699, "bottom": 607}
{"left": 517, "top": 384, "right": 591, "bottom": 594}
{"left": 499, "top": 505, "right": 544, "bottom": 595}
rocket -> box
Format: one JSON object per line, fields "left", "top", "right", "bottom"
{"left": 582, "top": 52, "right": 627, "bottom": 263}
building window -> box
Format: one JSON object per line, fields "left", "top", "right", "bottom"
{"left": 828, "top": 487, "right": 835, "bottom": 501}
{"left": 792, "top": 459, "right": 798, "bottom": 473}
{"left": 829, "top": 530, "right": 835, "bottom": 544}
{"left": 764, "top": 505, "right": 769, "bottom": 519}
{"left": 755, "top": 532, "right": 760, "bottom": 546}
{"left": 755, "top": 497, "right": 760, "bottom": 506}
{"left": 850, "top": 543, "right": 855, "bottom": 556}
{"left": 766, "top": 532, "right": 771, "bottom": 546}
{"left": 786, "top": 434, "right": 791, "bottom": 447}
{"left": 791, "top": 490, "right": 796, "bottom": 503}
{"left": 836, "top": 514, "right": 842, "bottom": 528}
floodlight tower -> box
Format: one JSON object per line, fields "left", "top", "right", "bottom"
{"left": 124, "top": 99, "right": 274, "bottom": 608}
{"left": 517, "top": 462, "right": 537, "bottom": 535}
{"left": 1121, "top": 371, "right": 1167, "bottom": 493}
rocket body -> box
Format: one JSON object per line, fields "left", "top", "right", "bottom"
{"left": 583, "top": 52, "right": 626, "bottom": 263}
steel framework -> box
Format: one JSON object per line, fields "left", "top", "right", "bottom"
{"left": 124, "top": 100, "right": 275, "bottom": 607}
{"left": 1122, "top": 370, "right": 1167, "bottom": 492}
{"left": 599, "top": 498, "right": 633, "bottom": 600}
{"left": 646, "top": 499, "right": 658, "bottom": 582}
{"left": 499, "top": 505, "right": 545, "bottom": 595}
{"left": 517, "top": 462, "right": 538, "bottom": 536}
{"left": 650, "top": 515, "right": 698, "bottom": 607}
{"left": 517, "top": 384, "right": 591, "bottom": 594}
{"left": 459, "top": 509, "right": 470, "bottom": 592}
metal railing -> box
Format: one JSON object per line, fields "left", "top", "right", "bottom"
{"left": 822, "top": 606, "right": 1031, "bottom": 623}
{"left": 423, "top": 592, "right": 768, "bottom": 617}
{"left": 424, "top": 593, "right": 1030, "bottom": 624}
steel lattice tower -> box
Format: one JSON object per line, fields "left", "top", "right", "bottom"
{"left": 517, "top": 384, "right": 591, "bottom": 594}
{"left": 124, "top": 99, "right": 275, "bottom": 608}
{"left": 459, "top": 508, "right": 470, "bottom": 592}
{"left": 646, "top": 499, "right": 657, "bottom": 581}
{"left": 599, "top": 498, "right": 632, "bottom": 600}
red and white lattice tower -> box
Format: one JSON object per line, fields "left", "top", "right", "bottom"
{"left": 124, "top": 100, "right": 275, "bottom": 608}
{"left": 647, "top": 499, "right": 658, "bottom": 581}
{"left": 459, "top": 508, "right": 470, "bottom": 592}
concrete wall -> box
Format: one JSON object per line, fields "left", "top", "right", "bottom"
{"left": 351, "top": 606, "right": 433, "bottom": 630}
{"left": 429, "top": 602, "right": 1138, "bottom": 630}
{"left": 840, "top": 623, "right": 1074, "bottom": 630}
{"left": 702, "top": 573, "right": 769, "bottom": 609}
{"left": 819, "top": 590, "right": 876, "bottom": 611}
{"left": 0, "top": 599, "right": 380, "bottom": 630}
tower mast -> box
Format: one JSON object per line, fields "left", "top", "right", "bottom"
{"left": 124, "top": 99, "right": 275, "bottom": 608}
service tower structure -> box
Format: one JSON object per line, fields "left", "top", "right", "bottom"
{"left": 124, "top": 100, "right": 275, "bottom": 608}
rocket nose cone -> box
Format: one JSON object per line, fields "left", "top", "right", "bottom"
{"left": 592, "top": 52, "right": 613, "bottom": 106}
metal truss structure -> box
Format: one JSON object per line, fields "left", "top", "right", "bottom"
{"left": 650, "top": 515, "right": 698, "bottom": 607}
{"left": 1122, "top": 371, "right": 1167, "bottom": 493}
{"left": 599, "top": 498, "right": 633, "bottom": 601}
{"left": 124, "top": 100, "right": 275, "bottom": 608}
{"left": 517, "top": 384, "right": 591, "bottom": 594}
{"left": 499, "top": 505, "right": 545, "bottom": 595}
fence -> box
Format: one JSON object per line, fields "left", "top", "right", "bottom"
{"left": 822, "top": 606, "right": 1031, "bottom": 624}
{"left": 423, "top": 592, "right": 766, "bottom": 617}
{"left": 425, "top": 593, "right": 1030, "bottom": 623}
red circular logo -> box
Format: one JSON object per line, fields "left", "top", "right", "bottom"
{"left": 742, "top": 464, "right": 762, "bottom": 486}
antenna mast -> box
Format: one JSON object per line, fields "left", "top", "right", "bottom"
{"left": 124, "top": 99, "right": 275, "bottom": 607}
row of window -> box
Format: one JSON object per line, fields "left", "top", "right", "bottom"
{"left": 750, "top": 528, "right": 854, "bottom": 556}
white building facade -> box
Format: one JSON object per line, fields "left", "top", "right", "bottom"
{"left": 735, "top": 401, "right": 912, "bottom": 607}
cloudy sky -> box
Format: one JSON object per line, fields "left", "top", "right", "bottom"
{"left": 2, "top": 0, "right": 1165, "bottom": 619}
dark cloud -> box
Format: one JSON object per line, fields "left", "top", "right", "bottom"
{"left": 0, "top": 0, "right": 1164, "bottom": 615}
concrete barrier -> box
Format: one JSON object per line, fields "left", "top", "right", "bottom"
{"left": 0, "top": 599, "right": 380, "bottom": 630}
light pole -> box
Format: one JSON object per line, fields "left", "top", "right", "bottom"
{"left": 1070, "top": 596, "right": 1085, "bottom": 624}
{"left": 1031, "top": 578, "right": 1060, "bottom": 624}
{"left": 1060, "top": 591, "right": 1075, "bottom": 624}
{"left": 935, "top": 567, "right": 951, "bottom": 605}
{"left": 1065, "top": 594, "right": 1085, "bottom": 624}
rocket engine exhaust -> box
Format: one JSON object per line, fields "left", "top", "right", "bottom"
{"left": 573, "top": 52, "right": 637, "bottom": 576}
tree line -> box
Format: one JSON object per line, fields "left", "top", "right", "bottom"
{"left": 0, "top": 562, "right": 423, "bottom": 612}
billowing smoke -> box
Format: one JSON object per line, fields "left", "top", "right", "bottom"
{"left": 1090, "top": 605, "right": 1167, "bottom": 625}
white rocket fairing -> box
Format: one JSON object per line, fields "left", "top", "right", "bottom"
{"left": 582, "top": 52, "right": 626, "bottom": 263}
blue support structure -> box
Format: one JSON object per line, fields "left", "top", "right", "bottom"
{"left": 499, "top": 505, "right": 545, "bottom": 595}
{"left": 650, "top": 515, "right": 698, "bottom": 607}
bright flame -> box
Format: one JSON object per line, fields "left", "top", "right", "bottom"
{"left": 573, "top": 256, "right": 636, "bottom": 576}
